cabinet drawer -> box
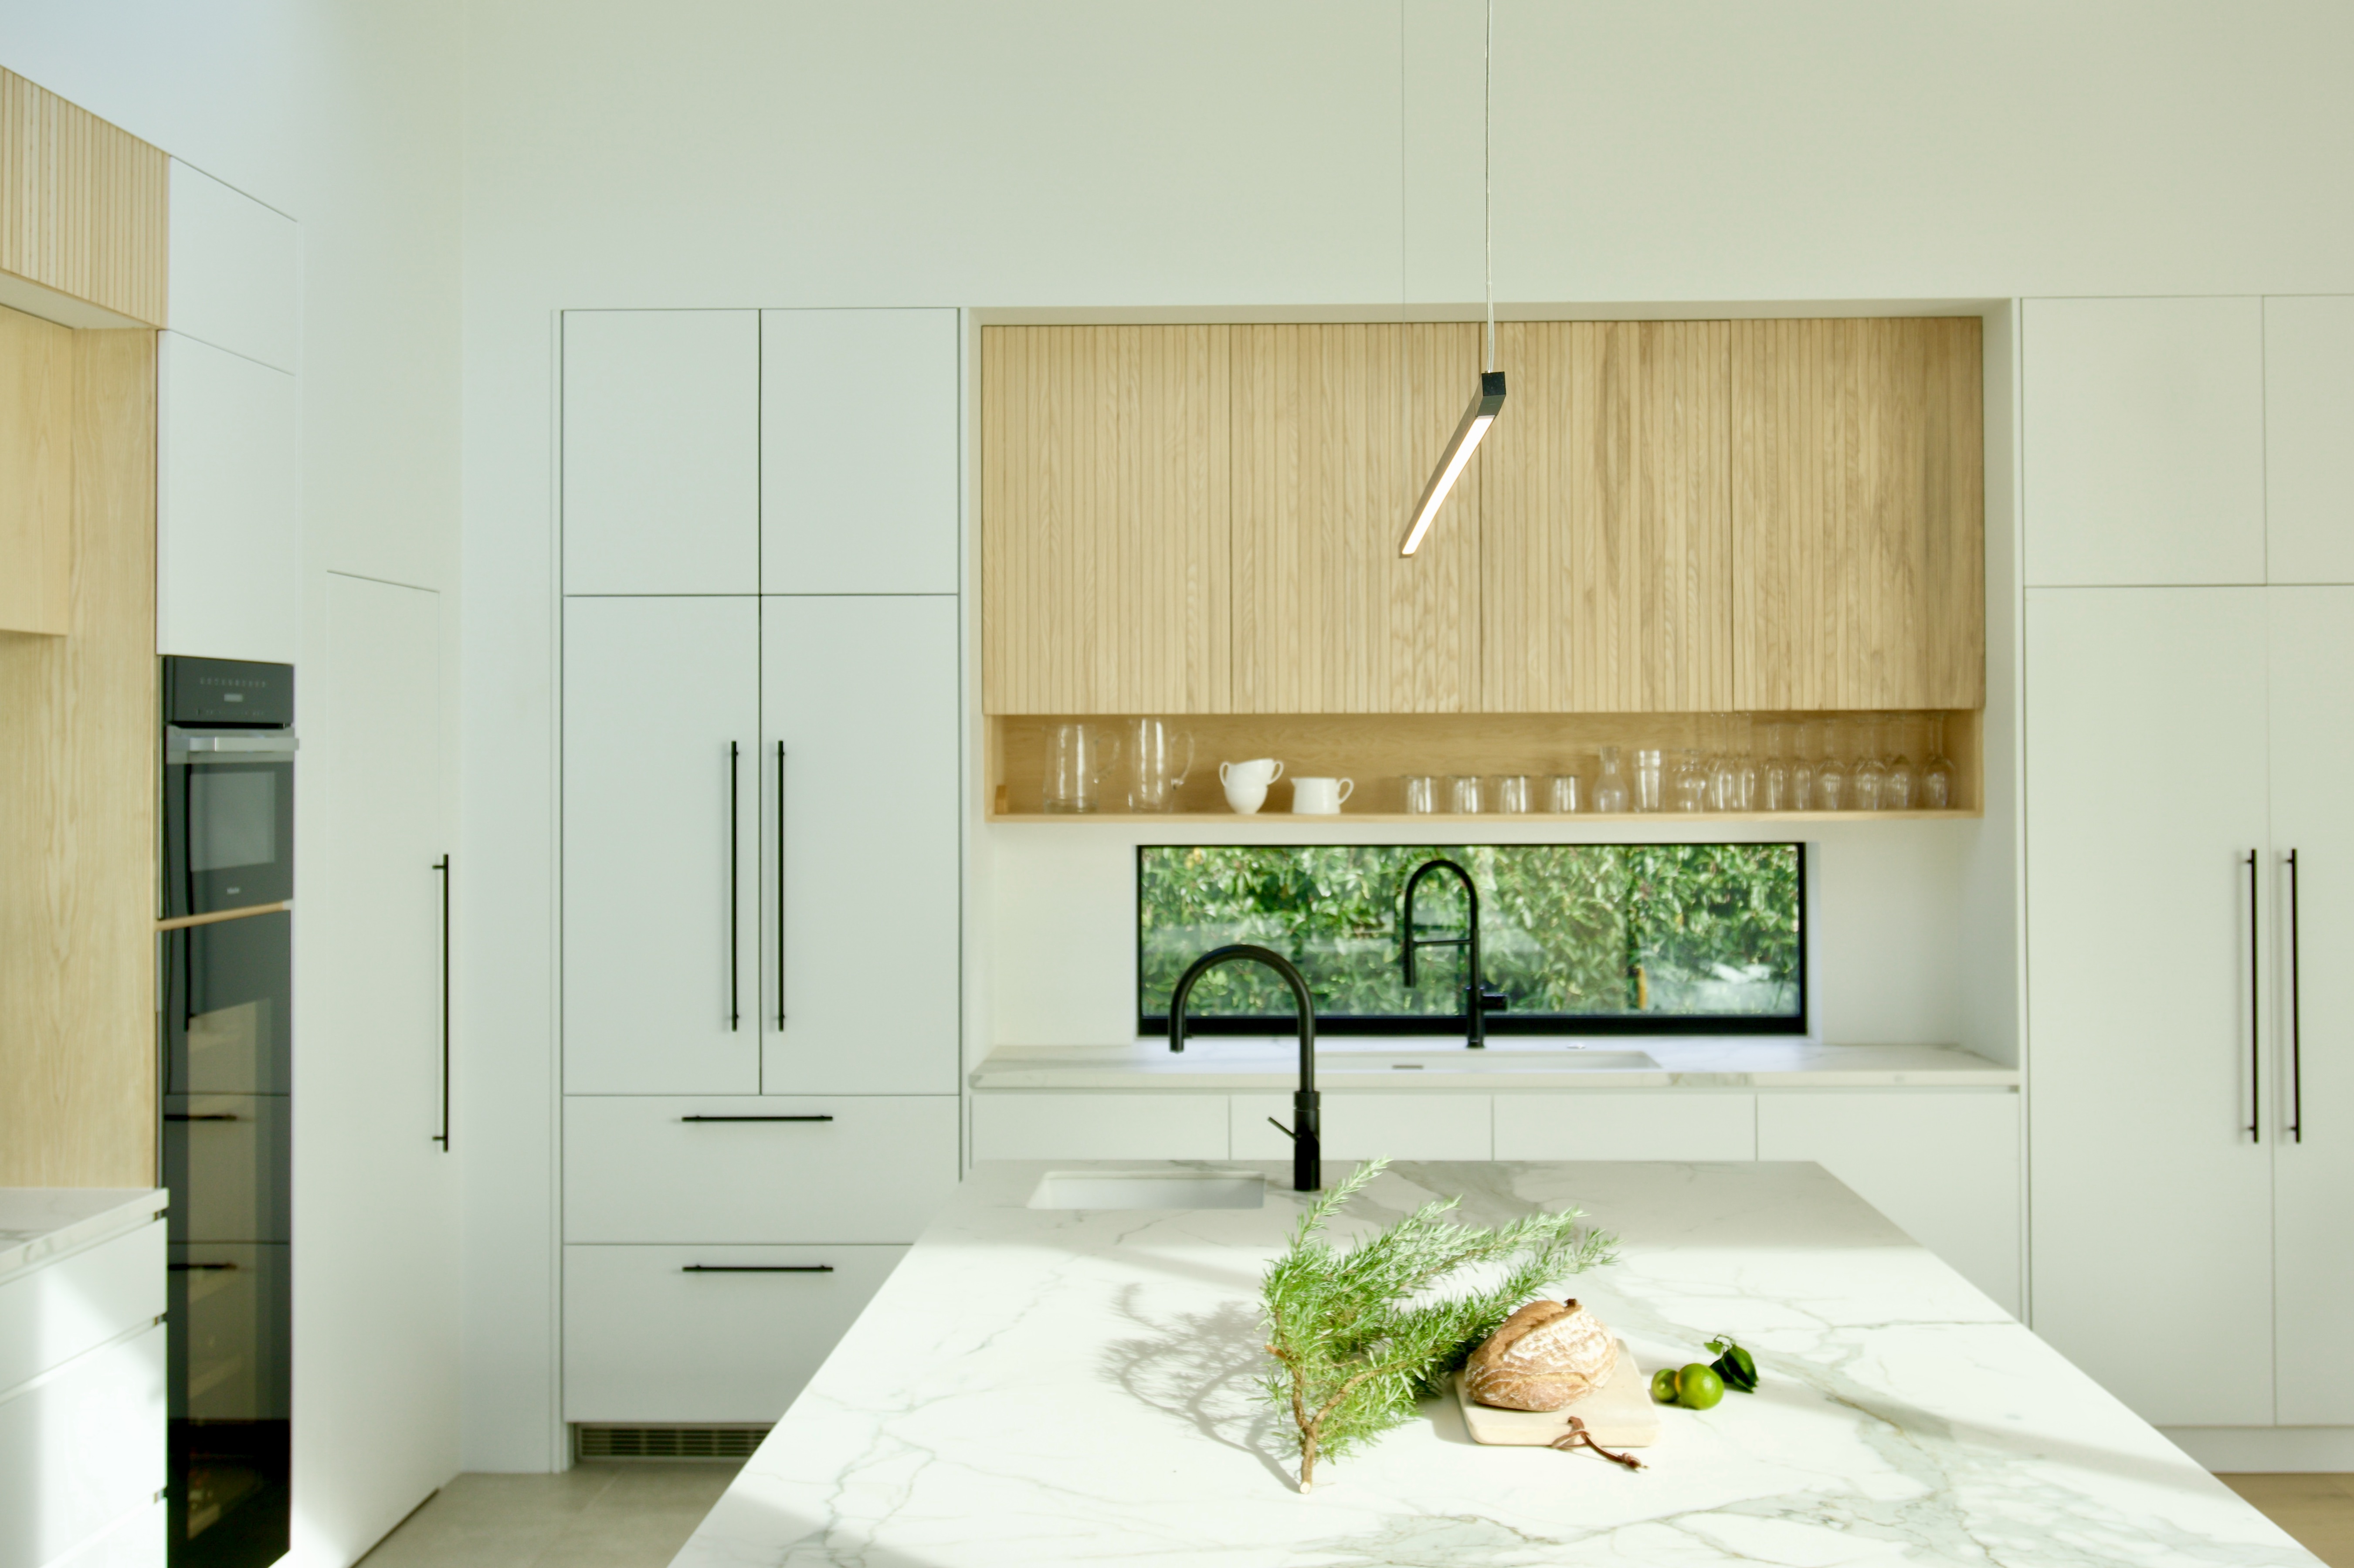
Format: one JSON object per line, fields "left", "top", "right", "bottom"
{"left": 1231, "top": 1094, "right": 1492, "bottom": 1162}
{"left": 970, "top": 1093, "right": 1228, "bottom": 1162}
{"left": 0, "top": 1323, "right": 165, "bottom": 1568}
{"left": 0, "top": 1218, "right": 162, "bottom": 1396}
{"left": 564, "top": 1244, "right": 904, "bottom": 1423}
{"left": 1493, "top": 1092, "right": 1757, "bottom": 1161}
{"left": 45, "top": 1497, "right": 164, "bottom": 1568}
{"left": 565, "top": 1096, "right": 959, "bottom": 1243}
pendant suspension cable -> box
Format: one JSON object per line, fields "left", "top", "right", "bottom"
{"left": 1484, "top": 0, "right": 1494, "bottom": 373}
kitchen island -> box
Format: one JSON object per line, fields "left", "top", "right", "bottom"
{"left": 672, "top": 1161, "right": 2315, "bottom": 1566}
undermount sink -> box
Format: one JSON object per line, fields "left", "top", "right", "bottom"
{"left": 1028, "top": 1170, "right": 1266, "bottom": 1211}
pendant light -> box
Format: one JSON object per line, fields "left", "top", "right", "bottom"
{"left": 1400, "top": 0, "right": 1504, "bottom": 557}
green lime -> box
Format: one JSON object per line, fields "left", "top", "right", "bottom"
{"left": 1649, "top": 1367, "right": 1679, "bottom": 1404}
{"left": 1676, "top": 1362, "right": 1724, "bottom": 1410}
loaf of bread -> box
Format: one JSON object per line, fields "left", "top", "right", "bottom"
{"left": 1462, "top": 1297, "right": 1618, "bottom": 1411}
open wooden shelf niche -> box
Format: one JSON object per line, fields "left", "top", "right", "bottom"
{"left": 987, "top": 710, "right": 1982, "bottom": 821}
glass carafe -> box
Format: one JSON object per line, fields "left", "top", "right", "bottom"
{"left": 1126, "top": 717, "right": 1194, "bottom": 813}
{"left": 1593, "top": 746, "right": 1631, "bottom": 814}
{"left": 1922, "top": 716, "right": 1956, "bottom": 809}
{"left": 1044, "top": 722, "right": 1121, "bottom": 813}
{"left": 1814, "top": 720, "right": 1847, "bottom": 812}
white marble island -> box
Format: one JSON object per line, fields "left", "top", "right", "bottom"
{"left": 675, "top": 1162, "right": 2315, "bottom": 1567}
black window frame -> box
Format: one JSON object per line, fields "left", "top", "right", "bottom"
{"left": 1135, "top": 841, "right": 1808, "bottom": 1038}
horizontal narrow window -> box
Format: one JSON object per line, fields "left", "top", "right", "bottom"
{"left": 1139, "top": 843, "right": 1804, "bottom": 1036}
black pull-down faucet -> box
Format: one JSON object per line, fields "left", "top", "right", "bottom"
{"left": 1401, "top": 857, "right": 1507, "bottom": 1048}
{"left": 1167, "top": 943, "right": 1320, "bottom": 1192}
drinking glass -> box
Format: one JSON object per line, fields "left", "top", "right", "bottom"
{"left": 1043, "top": 722, "right": 1121, "bottom": 813}
{"left": 1631, "top": 747, "right": 1662, "bottom": 813}
{"left": 1495, "top": 775, "right": 1532, "bottom": 814}
{"left": 1402, "top": 775, "right": 1439, "bottom": 814}
{"left": 1761, "top": 722, "right": 1790, "bottom": 812}
{"left": 1882, "top": 715, "right": 1918, "bottom": 812}
{"left": 1594, "top": 747, "right": 1632, "bottom": 814}
{"left": 1546, "top": 774, "right": 1582, "bottom": 814}
{"left": 1852, "top": 715, "right": 1887, "bottom": 811}
{"left": 1448, "top": 775, "right": 1485, "bottom": 815}
{"left": 1814, "top": 720, "right": 1847, "bottom": 812}
{"left": 1673, "top": 749, "right": 1709, "bottom": 813}
{"left": 1922, "top": 717, "right": 1957, "bottom": 809}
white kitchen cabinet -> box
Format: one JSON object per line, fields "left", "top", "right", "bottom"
{"left": 761, "top": 595, "right": 961, "bottom": 1095}
{"left": 0, "top": 1218, "right": 162, "bottom": 1396}
{"left": 1756, "top": 1090, "right": 2021, "bottom": 1316}
{"left": 2022, "top": 298, "right": 2266, "bottom": 588}
{"left": 563, "top": 596, "right": 760, "bottom": 1094}
{"left": 2266, "top": 588, "right": 2354, "bottom": 1423}
{"left": 2026, "top": 587, "right": 2275, "bottom": 1426}
{"left": 564, "top": 1096, "right": 960, "bottom": 1244}
{"left": 1492, "top": 1091, "right": 1756, "bottom": 1162}
{"left": 563, "top": 1244, "right": 906, "bottom": 1424}
{"left": 166, "top": 159, "right": 298, "bottom": 373}
{"left": 301, "top": 573, "right": 459, "bottom": 1559}
{"left": 45, "top": 1500, "right": 165, "bottom": 1568}
{"left": 762, "top": 309, "right": 959, "bottom": 594}
{"left": 562, "top": 310, "right": 760, "bottom": 595}
{"left": 0, "top": 1323, "right": 165, "bottom": 1568}
{"left": 1230, "top": 1094, "right": 1491, "bottom": 1162}
{"left": 970, "top": 1094, "right": 1230, "bottom": 1162}
{"left": 156, "top": 331, "right": 299, "bottom": 663}
{"left": 2263, "top": 297, "right": 2354, "bottom": 586}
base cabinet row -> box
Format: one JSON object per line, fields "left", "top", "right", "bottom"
{"left": 971, "top": 1089, "right": 2021, "bottom": 1314}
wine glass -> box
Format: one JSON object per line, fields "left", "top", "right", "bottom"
{"left": 1814, "top": 719, "right": 1848, "bottom": 811}
{"left": 1883, "top": 715, "right": 1918, "bottom": 812}
{"left": 1922, "top": 716, "right": 1956, "bottom": 809}
{"left": 1733, "top": 713, "right": 1759, "bottom": 811}
{"left": 1792, "top": 719, "right": 1816, "bottom": 811}
{"left": 1852, "top": 715, "right": 1886, "bottom": 811}
{"left": 1762, "top": 721, "right": 1790, "bottom": 812}
{"left": 1707, "top": 713, "right": 1738, "bottom": 813}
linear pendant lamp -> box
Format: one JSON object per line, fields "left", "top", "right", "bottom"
{"left": 1399, "top": 0, "right": 1504, "bottom": 558}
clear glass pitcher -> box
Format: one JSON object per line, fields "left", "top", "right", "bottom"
{"left": 1126, "top": 717, "right": 1194, "bottom": 813}
{"left": 1043, "top": 722, "right": 1121, "bottom": 813}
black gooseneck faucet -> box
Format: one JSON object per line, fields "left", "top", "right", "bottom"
{"left": 1401, "top": 857, "right": 1508, "bottom": 1049}
{"left": 1167, "top": 943, "right": 1319, "bottom": 1192}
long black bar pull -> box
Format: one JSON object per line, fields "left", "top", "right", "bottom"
{"left": 2288, "top": 849, "right": 2303, "bottom": 1144}
{"left": 776, "top": 742, "right": 787, "bottom": 1031}
{"left": 682, "top": 1264, "right": 834, "bottom": 1274}
{"left": 728, "top": 742, "right": 741, "bottom": 1031}
{"left": 2247, "top": 850, "right": 2261, "bottom": 1145}
{"left": 433, "top": 854, "right": 451, "bottom": 1150}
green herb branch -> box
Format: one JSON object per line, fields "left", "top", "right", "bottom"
{"left": 1258, "top": 1159, "right": 1617, "bottom": 1491}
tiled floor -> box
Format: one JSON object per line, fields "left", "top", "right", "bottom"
{"left": 2222, "top": 1474, "right": 2354, "bottom": 1568}
{"left": 356, "top": 1462, "right": 742, "bottom": 1568}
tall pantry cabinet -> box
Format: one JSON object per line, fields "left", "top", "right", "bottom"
{"left": 2025, "top": 296, "right": 2354, "bottom": 1439}
{"left": 559, "top": 309, "right": 963, "bottom": 1430}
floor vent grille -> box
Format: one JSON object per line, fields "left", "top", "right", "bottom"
{"left": 576, "top": 1424, "right": 771, "bottom": 1460}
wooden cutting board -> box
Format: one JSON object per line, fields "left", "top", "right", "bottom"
{"left": 1454, "top": 1340, "right": 1661, "bottom": 1447}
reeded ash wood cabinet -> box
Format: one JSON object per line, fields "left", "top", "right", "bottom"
{"left": 981, "top": 316, "right": 1984, "bottom": 719}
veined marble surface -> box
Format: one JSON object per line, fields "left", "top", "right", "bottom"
{"left": 674, "top": 1160, "right": 2308, "bottom": 1567}
{"left": 0, "top": 1188, "right": 165, "bottom": 1286}
{"left": 970, "top": 1038, "right": 2019, "bottom": 1092}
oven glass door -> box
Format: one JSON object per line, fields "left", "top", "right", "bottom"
{"left": 164, "top": 752, "right": 295, "bottom": 918}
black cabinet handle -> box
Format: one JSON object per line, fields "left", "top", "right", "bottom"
{"left": 2288, "top": 849, "right": 2303, "bottom": 1145}
{"left": 679, "top": 1114, "right": 834, "bottom": 1123}
{"left": 164, "top": 1113, "right": 240, "bottom": 1122}
{"left": 681, "top": 1264, "right": 834, "bottom": 1273}
{"left": 170, "top": 1262, "right": 238, "bottom": 1272}
{"left": 2247, "top": 850, "right": 2261, "bottom": 1145}
{"left": 728, "top": 742, "right": 741, "bottom": 1032}
{"left": 776, "top": 742, "right": 787, "bottom": 1031}
{"left": 791, "top": 744, "right": 800, "bottom": 1031}
{"left": 433, "top": 854, "right": 451, "bottom": 1150}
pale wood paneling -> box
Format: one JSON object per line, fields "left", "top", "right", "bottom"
{"left": 981, "top": 325, "right": 1231, "bottom": 714}
{"left": 0, "top": 303, "right": 72, "bottom": 633}
{"left": 1731, "top": 318, "right": 1984, "bottom": 711}
{"left": 1482, "top": 321, "right": 1730, "bottom": 713}
{"left": 1232, "top": 323, "right": 1483, "bottom": 713}
{"left": 0, "top": 328, "right": 158, "bottom": 1185}
{"left": 0, "top": 71, "right": 169, "bottom": 327}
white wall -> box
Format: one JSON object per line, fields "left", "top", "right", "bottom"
{"left": 0, "top": 1, "right": 465, "bottom": 1555}
{"left": 458, "top": 0, "right": 2354, "bottom": 1469}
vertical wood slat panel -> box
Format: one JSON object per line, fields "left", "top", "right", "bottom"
{"left": 1231, "top": 322, "right": 1482, "bottom": 714}
{"left": 980, "top": 325, "right": 1229, "bottom": 714}
{"left": 0, "top": 70, "right": 168, "bottom": 327}
{"left": 0, "top": 303, "right": 74, "bottom": 633}
{"left": 1731, "top": 318, "right": 1984, "bottom": 711}
{"left": 1479, "top": 321, "right": 1730, "bottom": 712}
{"left": 0, "top": 328, "right": 157, "bottom": 1185}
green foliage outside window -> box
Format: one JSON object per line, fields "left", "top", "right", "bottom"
{"left": 1139, "top": 843, "right": 1802, "bottom": 1027}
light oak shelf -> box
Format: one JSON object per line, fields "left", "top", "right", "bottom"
{"left": 989, "top": 808, "right": 1982, "bottom": 825}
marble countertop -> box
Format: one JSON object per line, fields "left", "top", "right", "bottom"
{"left": 970, "top": 1038, "right": 2020, "bottom": 1091}
{"left": 675, "top": 1159, "right": 2309, "bottom": 1566}
{"left": 0, "top": 1188, "right": 166, "bottom": 1287}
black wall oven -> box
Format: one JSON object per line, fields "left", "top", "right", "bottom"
{"left": 160, "top": 656, "right": 294, "bottom": 1568}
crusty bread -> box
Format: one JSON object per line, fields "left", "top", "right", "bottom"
{"left": 1462, "top": 1297, "right": 1618, "bottom": 1412}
